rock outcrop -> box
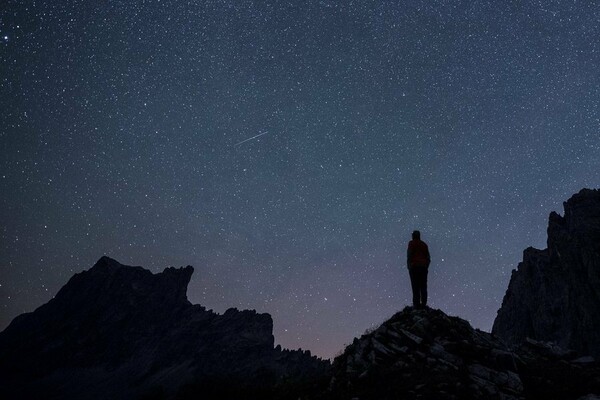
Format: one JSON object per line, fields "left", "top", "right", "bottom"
{"left": 0, "top": 256, "right": 329, "bottom": 400}
{"left": 326, "top": 307, "right": 600, "bottom": 400}
{"left": 493, "top": 189, "right": 600, "bottom": 358}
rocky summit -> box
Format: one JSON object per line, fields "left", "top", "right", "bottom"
{"left": 326, "top": 307, "right": 600, "bottom": 400}
{"left": 0, "top": 256, "right": 329, "bottom": 400}
{"left": 493, "top": 189, "right": 600, "bottom": 359}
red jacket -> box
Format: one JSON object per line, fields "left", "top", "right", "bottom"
{"left": 407, "top": 239, "right": 430, "bottom": 268}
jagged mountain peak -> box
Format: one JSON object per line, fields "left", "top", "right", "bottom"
{"left": 493, "top": 188, "right": 600, "bottom": 358}
{"left": 0, "top": 257, "right": 328, "bottom": 400}
{"left": 549, "top": 188, "right": 600, "bottom": 238}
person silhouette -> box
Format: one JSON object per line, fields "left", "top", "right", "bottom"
{"left": 407, "top": 230, "right": 431, "bottom": 309}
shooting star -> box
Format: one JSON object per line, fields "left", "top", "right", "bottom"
{"left": 234, "top": 131, "right": 269, "bottom": 147}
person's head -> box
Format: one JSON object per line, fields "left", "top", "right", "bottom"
{"left": 412, "top": 230, "right": 421, "bottom": 240}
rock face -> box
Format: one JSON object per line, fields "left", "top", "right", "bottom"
{"left": 493, "top": 189, "right": 600, "bottom": 358}
{"left": 327, "top": 307, "right": 600, "bottom": 400}
{"left": 0, "top": 256, "right": 329, "bottom": 400}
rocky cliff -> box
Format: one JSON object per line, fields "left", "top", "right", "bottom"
{"left": 492, "top": 189, "right": 600, "bottom": 358}
{"left": 0, "top": 256, "right": 329, "bottom": 400}
{"left": 327, "top": 307, "right": 600, "bottom": 400}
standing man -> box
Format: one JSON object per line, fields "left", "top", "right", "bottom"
{"left": 407, "top": 230, "right": 431, "bottom": 309}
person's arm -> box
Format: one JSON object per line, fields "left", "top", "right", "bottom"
{"left": 426, "top": 245, "right": 431, "bottom": 267}
{"left": 407, "top": 243, "right": 412, "bottom": 268}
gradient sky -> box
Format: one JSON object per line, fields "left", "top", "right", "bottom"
{"left": 1, "top": 0, "right": 599, "bottom": 359}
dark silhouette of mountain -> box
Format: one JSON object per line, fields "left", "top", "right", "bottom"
{"left": 326, "top": 307, "right": 600, "bottom": 400}
{"left": 3, "top": 188, "right": 600, "bottom": 400}
{"left": 493, "top": 188, "right": 600, "bottom": 359}
{"left": 0, "top": 256, "right": 329, "bottom": 400}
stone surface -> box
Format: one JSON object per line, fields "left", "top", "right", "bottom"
{"left": 0, "top": 256, "right": 329, "bottom": 400}
{"left": 493, "top": 188, "right": 600, "bottom": 359}
{"left": 325, "top": 307, "right": 600, "bottom": 400}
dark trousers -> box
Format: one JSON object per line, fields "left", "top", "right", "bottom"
{"left": 408, "top": 266, "right": 428, "bottom": 308}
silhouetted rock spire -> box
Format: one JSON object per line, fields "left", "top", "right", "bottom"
{"left": 493, "top": 188, "right": 600, "bottom": 358}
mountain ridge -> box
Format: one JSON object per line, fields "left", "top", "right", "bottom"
{"left": 2, "top": 188, "right": 600, "bottom": 399}
{"left": 0, "top": 256, "right": 328, "bottom": 400}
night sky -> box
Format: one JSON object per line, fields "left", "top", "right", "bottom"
{"left": 1, "top": 1, "right": 599, "bottom": 359}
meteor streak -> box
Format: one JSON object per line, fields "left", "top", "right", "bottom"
{"left": 234, "top": 131, "right": 268, "bottom": 147}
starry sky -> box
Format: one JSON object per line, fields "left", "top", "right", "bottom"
{"left": 1, "top": 0, "right": 599, "bottom": 359}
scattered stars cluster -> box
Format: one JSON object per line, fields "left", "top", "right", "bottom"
{"left": 1, "top": 0, "right": 599, "bottom": 359}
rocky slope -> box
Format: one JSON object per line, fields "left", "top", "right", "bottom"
{"left": 0, "top": 256, "right": 329, "bottom": 400}
{"left": 493, "top": 189, "right": 600, "bottom": 358}
{"left": 326, "top": 307, "right": 600, "bottom": 400}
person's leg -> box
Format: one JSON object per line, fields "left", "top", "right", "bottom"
{"left": 414, "top": 268, "right": 425, "bottom": 309}
{"left": 408, "top": 268, "right": 420, "bottom": 308}
{"left": 421, "top": 267, "right": 429, "bottom": 307}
